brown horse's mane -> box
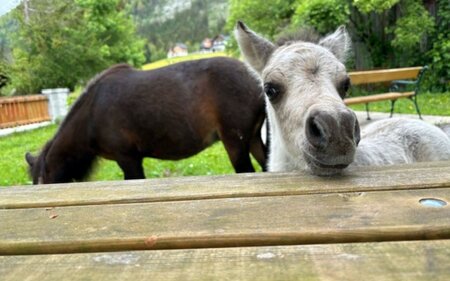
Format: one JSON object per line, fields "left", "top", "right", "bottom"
{"left": 41, "top": 64, "right": 132, "bottom": 143}
{"left": 55, "top": 64, "right": 133, "bottom": 137}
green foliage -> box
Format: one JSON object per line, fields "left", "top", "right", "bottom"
{"left": 225, "top": 0, "right": 295, "bottom": 56}
{"left": 226, "top": 0, "right": 295, "bottom": 38}
{"left": 291, "top": 0, "right": 350, "bottom": 34}
{"left": 388, "top": 0, "right": 434, "bottom": 50}
{"left": 425, "top": 0, "right": 450, "bottom": 91}
{"left": 7, "top": 0, "right": 145, "bottom": 95}
{"left": 353, "top": 0, "right": 400, "bottom": 13}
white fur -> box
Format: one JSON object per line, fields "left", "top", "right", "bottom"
{"left": 236, "top": 22, "right": 450, "bottom": 175}
{"left": 353, "top": 118, "right": 450, "bottom": 166}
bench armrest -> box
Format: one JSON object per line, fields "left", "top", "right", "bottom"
{"left": 390, "top": 80, "right": 417, "bottom": 92}
{"left": 391, "top": 80, "right": 417, "bottom": 85}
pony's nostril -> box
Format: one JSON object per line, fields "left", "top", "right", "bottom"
{"left": 310, "top": 121, "right": 322, "bottom": 138}
{"left": 342, "top": 110, "right": 361, "bottom": 146}
{"left": 306, "top": 115, "right": 328, "bottom": 149}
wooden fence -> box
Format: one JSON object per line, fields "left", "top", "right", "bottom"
{"left": 0, "top": 95, "right": 51, "bottom": 129}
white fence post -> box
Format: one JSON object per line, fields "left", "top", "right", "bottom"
{"left": 42, "top": 88, "right": 70, "bottom": 122}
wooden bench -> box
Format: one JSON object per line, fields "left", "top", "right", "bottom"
{"left": 345, "top": 66, "right": 428, "bottom": 120}
{"left": 1, "top": 161, "right": 450, "bottom": 280}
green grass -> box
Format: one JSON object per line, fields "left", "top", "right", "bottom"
{"left": 348, "top": 92, "right": 450, "bottom": 116}
{"left": 142, "top": 51, "right": 229, "bottom": 70}
{"left": 0, "top": 124, "right": 263, "bottom": 186}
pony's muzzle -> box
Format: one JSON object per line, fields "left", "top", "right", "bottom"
{"left": 304, "top": 108, "right": 360, "bottom": 176}
{"left": 306, "top": 109, "right": 360, "bottom": 152}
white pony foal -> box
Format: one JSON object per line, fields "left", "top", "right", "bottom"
{"left": 235, "top": 21, "right": 450, "bottom": 176}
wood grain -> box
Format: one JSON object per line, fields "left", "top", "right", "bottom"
{"left": 1, "top": 187, "right": 449, "bottom": 254}
{"left": 1, "top": 161, "right": 449, "bottom": 209}
{"left": 1, "top": 240, "right": 449, "bottom": 281}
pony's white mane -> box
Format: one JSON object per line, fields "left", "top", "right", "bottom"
{"left": 235, "top": 21, "right": 450, "bottom": 175}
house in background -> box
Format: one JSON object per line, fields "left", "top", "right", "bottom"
{"left": 167, "top": 43, "right": 188, "bottom": 58}
{"left": 200, "top": 38, "right": 213, "bottom": 53}
{"left": 200, "top": 35, "right": 229, "bottom": 53}
{"left": 211, "top": 34, "right": 229, "bottom": 52}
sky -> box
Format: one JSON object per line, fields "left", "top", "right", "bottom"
{"left": 0, "top": 0, "right": 21, "bottom": 18}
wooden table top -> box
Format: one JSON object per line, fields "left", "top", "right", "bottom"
{"left": 1, "top": 161, "right": 449, "bottom": 280}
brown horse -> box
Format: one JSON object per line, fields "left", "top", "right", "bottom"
{"left": 25, "top": 57, "right": 267, "bottom": 184}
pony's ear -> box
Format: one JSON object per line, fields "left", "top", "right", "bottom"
{"left": 235, "top": 21, "right": 276, "bottom": 73}
{"left": 318, "top": 26, "right": 351, "bottom": 63}
{"left": 25, "top": 152, "right": 36, "bottom": 167}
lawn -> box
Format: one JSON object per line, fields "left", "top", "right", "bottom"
{"left": 347, "top": 92, "right": 450, "bottom": 116}
{"left": 142, "top": 51, "right": 228, "bottom": 70}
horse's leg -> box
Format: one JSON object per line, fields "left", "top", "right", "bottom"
{"left": 250, "top": 134, "right": 268, "bottom": 171}
{"left": 219, "top": 131, "right": 255, "bottom": 173}
{"left": 116, "top": 156, "right": 145, "bottom": 180}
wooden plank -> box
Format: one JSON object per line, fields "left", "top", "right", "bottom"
{"left": 0, "top": 117, "right": 52, "bottom": 129}
{"left": 0, "top": 187, "right": 449, "bottom": 254}
{"left": 349, "top": 67, "right": 422, "bottom": 85}
{"left": 1, "top": 161, "right": 449, "bottom": 209}
{"left": 1, "top": 240, "right": 449, "bottom": 281}
{"left": 344, "top": 91, "right": 414, "bottom": 105}
{"left": 0, "top": 95, "right": 47, "bottom": 104}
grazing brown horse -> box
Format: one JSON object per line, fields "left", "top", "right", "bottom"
{"left": 25, "top": 57, "right": 267, "bottom": 184}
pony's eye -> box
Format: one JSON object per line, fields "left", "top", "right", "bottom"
{"left": 338, "top": 77, "right": 351, "bottom": 98}
{"left": 264, "top": 82, "right": 281, "bottom": 101}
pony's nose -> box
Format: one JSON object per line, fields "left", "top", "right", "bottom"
{"left": 306, "top": 109, "right": 360, "bottom": 149}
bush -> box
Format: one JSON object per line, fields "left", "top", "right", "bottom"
{"left": 424, "top": 0, "right": 450, "bottom": 91}
{"left": 7, "top": 0, "right": 145, "bottom": 95}
{"left": 291, "top": 0, "right": 350, "bottom": 34}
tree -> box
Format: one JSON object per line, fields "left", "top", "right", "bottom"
{"left": 7, "top": 0, "right": 145, "bottom": 95}
{"left": 425, "top": 0, "right": 449, "bottom": 91}
{"left": 226, "top": 0, "right": 295, "bottom": 39}
{"left": 291, "top": 0, "right": 350, "bottom": 35}
{"left": 225, "top": 0, "right": 295, "bottom": 57}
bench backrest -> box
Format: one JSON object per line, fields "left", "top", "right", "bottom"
{"left": 349, "top": 67, "right": 423, "bottom": 85}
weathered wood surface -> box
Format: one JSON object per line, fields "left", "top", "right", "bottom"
{"left": 1, "top": 240, "right": 449, "bottom": 281}
{"left": 348, "top": 67, "right": 422, "bottom": 85}
{"left": 1, "top": 162, "right": 450, "bottom": 279}
{"left": 1, "top": 186, "right": 449, "bottom": 254}
{"left": 2, "top": 161, "right": 449, "bottom": 209}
